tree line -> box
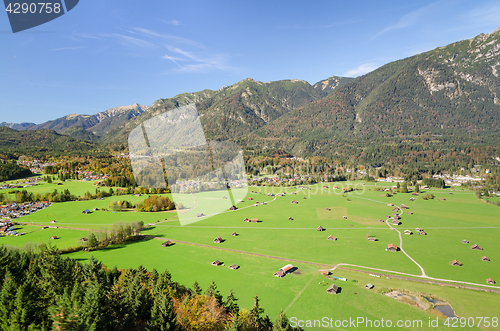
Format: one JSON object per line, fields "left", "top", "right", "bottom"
{"left": 0, "top": 245, "right": 302, "bottom": 331}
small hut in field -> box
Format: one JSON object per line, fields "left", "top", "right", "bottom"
{"left": 317, "top": 226, "right": 325, "bottom": 232}
{"left": 327, "top": 235, "right": 337, "bottom": 241}
{"left": 162, "top": 241, "right": 173, "bottom": 247}
{"left": 486, "top": 278, "right": 495, "bottom": 284}
{"left": 470, "top": 244, "right": 483, "bottom": 250}
{"left": 229, "top": 264, "right": 239, "bottom": 270}
{"left": 213, "top": 237, "right": 223, "bottom": 244}
{"left": 450, "top": 259, "right": 462, "bottom": 266}
{"left": 231, "top": 232, "right": 238, "bottom": 236}
{"left": 482, "top": 256, "right": 490, "bottom": 262}
{"left": 462, "top": 239, "right": 469, "bottom": 244}
{"left": 387, "top": 244, "right": 398, "bottom": 252}
{"left": 211, "top": 260, "right": 222, "bottom": 266}
{"left": 326, "top": 284, "right": 339, "bottom": 294}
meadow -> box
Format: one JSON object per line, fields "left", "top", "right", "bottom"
{"left": 2, "top": 179, "right": 499, "bottom": 330}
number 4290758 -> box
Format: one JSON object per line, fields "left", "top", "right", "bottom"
{"left": 444, "top": 317, "right": 498, "bottom": 328}
{"left": 5, "top": 3, "right": 62, "bottom": 14}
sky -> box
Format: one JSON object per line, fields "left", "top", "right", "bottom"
{"left": 1, "top": 0, "right": 500, "bottom": 124}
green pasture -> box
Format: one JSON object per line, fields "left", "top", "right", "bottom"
{"left": 68, "top": 239, "right": 483, "bottom": 330}
{"left": 3, "top": 179, "right": 499, "bottom": 329}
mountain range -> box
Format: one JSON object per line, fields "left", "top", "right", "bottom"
{"left": 3, "top": 28, "right": 500, "bottom": 157}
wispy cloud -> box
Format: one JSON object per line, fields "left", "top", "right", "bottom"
{"left": 462, "top": 3, "right": 500, "bottom": 29}
{"left": 128, "top": 27, "right": 203, "bottom": 48}
{"left": 278, "top": 19, "right": 361, "bottom": 29}
{"left": 160, "top": 19, "right": 181, "bottom": 26}
{"left": 97, "top": 32, "right": 159, "bottom": 49}
{"left": 343, "top": 63, "right": 379, "bottom": 77}
{"left": 374, "top": 0, "right": 445, "bottom": 38}
{"left": 50, "top": 46, "right": 86, "bottom": 51}
{"left": 163, "top": 46, "right": 232, "bottom": 73}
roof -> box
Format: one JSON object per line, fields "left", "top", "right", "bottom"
{"left": 274, "top": 270, "right": 285, "bottom": 277}
{"left": 388, "top": 244, "right": 397, "bottom": 249}
{"left": 281, "top": 264, "right": 294, "bottom": 273}
{"left": 326, "top": 284, "right": 339, "bottom": 294}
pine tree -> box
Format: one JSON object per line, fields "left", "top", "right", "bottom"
{"left": 0, "top": 270, "right": 17, "bottom": 330}
{"left": 224, "top": 289, "right": 239, "bottom": 315}
{"left": 192, "top": 281, "right": 202, "bottom": 295}
{"left": 273, "top": 310, "right": 302, "bottom": 331}
{"left": 147, "top": 292, "right": 177, "bottom": 331}
{"left": 205, "top": 280, "right": 223, "bottom": 306}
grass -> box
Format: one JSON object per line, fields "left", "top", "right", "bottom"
{"left": 4, "top": 180, "right": 499, "bottom": 329}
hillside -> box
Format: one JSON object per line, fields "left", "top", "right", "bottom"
{"left": 100, "top": 77, "right": 352, "bottom": 143}
{"left": 245, "top": 28, "right": 500, "bottom": 155}
{"left": 0, "top": 127, "right": 98, "bottom": 156}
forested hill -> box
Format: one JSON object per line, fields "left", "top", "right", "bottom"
{"left": 0, "top": 127, "right": 99, "bottom": 156}
{"left": 245, "top": 28, "right": 500, "bottom": 155}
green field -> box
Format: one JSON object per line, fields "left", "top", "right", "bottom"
{"left": 3, "top": 180, "right": 500, "bottom": 330}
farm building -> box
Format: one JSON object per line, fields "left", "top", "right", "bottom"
{"left": 367, "top": 237, "right": 377, "bottom": 241}
{"left": 342, "top": 216, "right": 347, "bottom": 219}
{"left": 274, "top": 270, "right": 285, "bottom": 278}
{"left": 229, "top": 205, "right": 238, "bottom": 211}
{"left": 387, "top": 203, "right": 393, "bottom": 206}
{"left": 280, "top": 264, "right": 294, "bottom": 274}
{"left": 248, "top": 197, "right": 252, "bottom": 200}
{"left": 392, "top": 219, "right": 400, "bottom": 225}
{"left": 387, "top": 244, "right": 398, "bottom": 252}
{"left": 229, "top": 264, "right": 239, "bottom": 270}
{"left": 441, "top": 198, "right": 446, "bottom": 201}
{"left": 416, "top": 228, "right": 422, "bottom": 232}
{"left": 378, "top": 219, "right": 384, "bottom": 222}
{"left": 419, "top": 231, "right": 427, "bottom": 235}
{"left": 211, "top": 260, "right": 222, "bottom": 266}
{"left": 196, "top": 213, "right": 204, "bottom": 217}
{"left": 213, "top": 237, "right": 223, "bottom": 243}
{"left": 51, "top": 220, "right": 57, "bottom": 223}
{"left": 321, "top": 271, "right": 330, "bottom": 276}
{"left": 327, "top": 235, "right": 337, "bottom": 241}
{"left": 162, "top": 241, "right": 173, "bottom": 247}
{"left": 288, "top": 217, "right": 293, "bottom": 220}
{"left": 404, "top": 230, "right": 412, "bottom": 235}
{"left": 82, "top": 209, "right": 90, "bottom": 214}
{"left": 411, "top": 192, "right": 418, "bottom": 196}
{"left": 486, "top": 278, "right": 495, "bottom": 284}
{"left": 291, "top": 200, "right": 298, "bottom": 204}
{"left": 400, "top": 204, "right": 407, "bottom": 209}
{"left": 409, "top": 198, "right": 415, "bottom": 201}
{"left": 326, "top": 208, "right": 331, "bottom": 211}
{"left": 470, "top": 244, "right": 483, "bottom": 250}
{"left": 407, "top": 212, "right": 413, "bottom": 215}
{"left": 79, "top": 237, "right": 88, "bottom": 242}
{"left": 462, "top": 239, "right": 469, "bottom": 244}
{"left": 243, "top": 218, "right": 250, "bottom": 222}
{"left": 482, "top": 256, "right": 490, "bottom": 262}
{"left": 302, "top": 197, "right": 306, "bottom": 199}
{"left": 251, "top": 218, "right": 259, "bottom": 223}
{"left": 450, "top": 259, "right": 462, "bottom": 266}
{"left": 365, "top": 283, "right": 374, "bottom": 289}
{"left": 317, "top": 226, "right": 325, "bottom": 231}
{"left": 231, "top": 232, "right": 238, "bottom": 236}
{"left": 50, "top": 236, "right": 58, "bottom": 240}
{"left": 326, "top": 284, "right": 340, "bottom": 294}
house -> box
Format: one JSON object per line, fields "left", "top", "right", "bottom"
{"left": 387, "top": 203, "right": 393, "bottom": 206}
{"left": 404, "top": 230, "right": 412, "bottom": 235}
{"left": 470, "top": 244, "right": 483, "bottom": 250}
{"left": 400, "top": 204, "right": 407, "bottom": 209}
{"left": 50, "top": 236, "right": 58, "bottom": 240}
{"left": 229, "top": 264, "right": 239, "bottom": 270}
{"left": 411, "top": 192, "right": 418, "bottom": 196}
{"left": 79, "top": 237, "right": 88, "bottom": 242}
{"left": 327, "top": 235, "right": 337, "bottom": 241}
{"left": 291, "top": 200, "right": 298, "bottom": 204}
{"left": 462, "top": 239, "right": 469, "bottom": 244}
{"left": 211, "top": 260, "right": 222, "bottom": 266}
{"left": 243, "top": 218, "right": 250, "bottom": 222}
{"left": 419, "top": 231, "right": 427, "bottom": 235}
{"left": 213, "top": 237, "right": 223, "bottom": 243}
{"left": 392, "top": 219, "right": 400, "bottom": 225}
{"left": 251, "top": 218, "right": 259, "bottom": 223}
{"left": 229, "top": 205, "right": 238, "bottom": 211}
{"left": 302, "top": 197, "right": 306, "bottom": 199}
{"left": 486, "top": 278, "right": 495, "bottom": 284}
{"left": 482, "top": 256, "right": 490, "bottom": 262}
{"left": 450, "top": 259, "right": 462, "bottom": 266}
{"left": 326, "top": 208, "right": 331, "bottom": 211}
{"left": 378, "top": 219, "right": 384, "bottom": 222}
{"left": 365, "top": 283, "right": 374, "bottom": 289}
{"left": 231, "top": 232, "right": 238, "bottom": 236}
{"left": 407, "top": 212, "right": 413, "bottom": 215}
{"left": 441, "top": 198, "right": 446, "bottom": 201}
{"left": 274, "top": 270, "right": 285, "bottom": 277}
{"left": 288, "top": 217, "right": 293, "bottom": 220}
{"left": 196, "top": 213, "right": 204, "bottom": 217}
{"left": 321, "top": 271, "right": 330, "bottom": 276}
{"left": 317, "top": 226, "right": 325, "bottom": 231}
{"left": 416, "top": 227, "right": 422, "bottom": 232}
{"left": 409, "top": 198, "right": 415, "bottom": 201}
{"left": 82, "top": 209, "right": 90, "bottom": 214}
{"left": 326, "top": 284, "right": 339, "bottom": 294}
{"left": 367, "top": 237, "right": 377, "bottom": 241}
{"left": 387, "top": 244, "right": 398, "bottom": 252}
{"left": 342, "top": 216, "right": 347, "bottom": 219}
{"left": 248, "top": 197, "right": 252, "bottom": 200}
{"left": 162, "top": 241, "right": 173, "bottom": 247}
{"left": 51, "top": 220, "right": 57, "bottom": 223}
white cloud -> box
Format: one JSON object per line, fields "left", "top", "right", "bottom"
{"left": 343, "top": 63, "right": 379, "bottom": 77}
{"left": 160, "top": 19, "right": 181, "bottom": 26}
{"left": 163, "top": 46, "right": 232, "bottom": 73}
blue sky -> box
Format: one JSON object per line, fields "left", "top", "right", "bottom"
{"left": 2, "top": 0, "right": 500, "bottom": 124}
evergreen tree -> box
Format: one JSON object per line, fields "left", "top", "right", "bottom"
{"left": 224, "top": 289, "right": 239, "bottom": 315}
{"left": 205, "top": 280, "right": 223, "bottom": 306}
{"left": 147, "top": 292, "right": 177, "bottom": 331}
{"left": 192, "top": 281, "right": 202, "bottom": 295}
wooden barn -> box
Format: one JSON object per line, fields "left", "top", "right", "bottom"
{"left": 367, "top": 237, "right": 377, "bottom": 241}
{"left": 462, "top": 239, "right": 469, "bottom": 244}
{"left": 486, "top": 278, "right": 495, "bottom": 284}
{"left": 162, "top": 241, "right": 173, "bottom": 247}
{"left": 229, "top": 205, "right": 238, "bottom": 210}
{"left": 231, "top": 232, "right": 238, "bottom": 236}
{"left": 387, "top": 244, "right": 398, "bottom": 252}
{"left": 211, "top": 260, "right": 222, "bottom": 266}
{"left": 326, "top": 284, "right": 339, "bottom": 294}
{"left": 450, "top": 259, "right": 462, "bottom": 266}
{"left": 214, "top": 237, "right": 223, "bottom": 243}
{"left": 392, "top": 219, "right": 400, "bottom": 226}
{"left": 229, "top": 264, "right": 239, "bottom": 270}
{"left": 482, "top": 256, "right": 490, "bottom": 262}
{"left": 327, "top": 235, "right": 337, "bottom": 241}
{"left": 470, "top": 244, "right": 483, "bottom": 250}
{"left": 317, "top": 226, "right": 325, "bottom": 232}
